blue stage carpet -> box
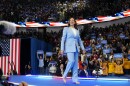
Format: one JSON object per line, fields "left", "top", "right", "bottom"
{"left": 8, "top": 75, "right": 130, "bottom": 86}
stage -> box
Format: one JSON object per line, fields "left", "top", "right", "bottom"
{"left": 8, "top": 75, "right": 130, "bottom": 86}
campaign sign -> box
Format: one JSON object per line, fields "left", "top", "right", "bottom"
{"left": 96, "top": 44, "right": 102, "bottom": 48}
{"left": 103, "top": 49, "right": 111, "bottom": 54}
{"left": 114, "top": 53, "right": 123, "bottom": 58}
{"left": 46, "top": 52, "right": 53, "bottom": 56}
{"left": 91, "top": 36, "right": 96, "bottom": 39}
{"left": 86, "top": 53, "right": 92, "bottom": 57}
{"left": 119, "top": 34, "right": 125, "bottom": 39}
{"left": 101, "top": 40, "right": 107, "bottom": 44}
{"left": 86, "top": 46, "right": 92, "bottom": 53}
{"left": 37, "top": 50, "right": 44, "bottom": 59}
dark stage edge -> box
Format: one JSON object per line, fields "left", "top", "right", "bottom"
{"left": 8, "top": 75, "right": 130, "bottom": 86}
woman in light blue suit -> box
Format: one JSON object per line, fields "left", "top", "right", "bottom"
{"left": 60, "top": 17, "right": 85, "bottom": 84}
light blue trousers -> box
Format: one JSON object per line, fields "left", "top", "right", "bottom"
{"left": 63, "top": 51, "right": 79, "bottom": 82}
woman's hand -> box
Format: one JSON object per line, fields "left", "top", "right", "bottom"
{"left": 82, "top": 50, "right": 86, "bottom": 54}
{"left": 60, "top": 50, "right": 64, "bottom": 55}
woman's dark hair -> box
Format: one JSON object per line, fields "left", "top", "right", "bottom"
{"left": 68, "top": 17, "right": 78, "bottom": 30}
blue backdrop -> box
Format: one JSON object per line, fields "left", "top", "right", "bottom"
{"left": 30, "top": 38, "right": 52, "bottom": 74}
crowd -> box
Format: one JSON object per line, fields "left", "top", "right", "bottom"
{"left": 45, "top": 23, "right": 130, "bottom": 77}
{"left": 33, "top": 22, "right": 130, "bottom": 77}
{"left": 0, "top": 0, "right": 130, "bottom": 78}
{"left": 0, "top": 0, "right": 130, "bottom": 22}
{"left": 6, "top": 22, "right": 129, "bottom": 77}
{"left": 1, "top": 22, "right": 130, "bottom": 78}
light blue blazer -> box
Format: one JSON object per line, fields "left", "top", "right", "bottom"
{"left": 61, "top": 27, "right": 85, "bottom": 53}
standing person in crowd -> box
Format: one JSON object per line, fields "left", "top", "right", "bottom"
{"left": 25, "top": 62, "right": 31, "bottom": 75}
{"left": 101, "top": 59, "right": 108, "bottom": 76}
{"left": 81, "top": 53, "right": 88, "bottom": 65}
{"left": 123, "top": 56, "right": 130, "bottom": 75}
{"left": 60, "top": 17, "right": 85, "bottom": 84}
{"left": 44, "top": 57, "right": 50, "bottom": 75}
{"left": 115, "top": 58, "right": 124, "bottom": 76}
{"left": 37, "top": 53, "right": 44, "bottom": 75}
{"left": 8, "top": 61, "right": 17, "bottom": 75}
{"left": 88, "top": 58, "right": 94, "bottom": 76}
{"left": 108, "top": 58, "right": 115, "bottom": 76}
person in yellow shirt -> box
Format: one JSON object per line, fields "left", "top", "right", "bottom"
{"left": 128, "top": 61, "right": 130, "bottom": 75}
{"left": 101, "top": 59, "right": 108, "bottom": 76}
{"left": 123, "top": 57, "right": 130, "bottom": 75}
{"left": 108, "top": 58, "right": 115, "bottom": 76}
{"left": 128, "top": 50, "right": 130, "bottom": 74}
{"left": 114, "top": 58, "right": 124, "bottom": 76}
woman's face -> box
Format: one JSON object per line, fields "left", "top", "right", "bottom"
{"left": 69, "top": 18, "right": 75, "bottom": 26}
{"left": 111, "top": 60, "right": 114, "bottom": 63}
{"left": 117, "top": 60, "right": 120, "bottom": 65}
{"left": 39, "top": 56, "right": 42, "bottom": 59}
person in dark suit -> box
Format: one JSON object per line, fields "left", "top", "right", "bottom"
{"left": 60, "top": 17, "right": 85, "bottom": 84}
{"left": 44, "top": 57, "right": 50, "bottom": 75}
{"left": 25, "top": 63, "right": 31, "bottom": 75}
{"left": 79, "top": 64, "right": 88, "bottom": 77}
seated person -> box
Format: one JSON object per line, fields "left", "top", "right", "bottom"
{"left": 79, "top": 64, "right": 88, "bottom": 77}
{"left": 25, "top": 64, "right": 31, "bottom": 75}
{"left": 92, "top": 60, "right": 103, "bottom": 77}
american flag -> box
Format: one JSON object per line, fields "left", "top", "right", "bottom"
{"left": 0, "top": 39, "right": 10, "bottom": 56}
{"left": 0, "top": 39, "right": 20, "bottom": 75}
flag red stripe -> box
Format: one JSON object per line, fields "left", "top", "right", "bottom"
{"left": 0, "top": 57, "right": 1, "bottom": 68}
{"left": 1, "top": 57, "right": 2, "bottom": 73}
{"left": 8, "top": 56, "right": 10, "bottom": 75}
{"left": 4, "top": 56, "right": 6, "bottom": 75}
{"left": 12, "top": 39, "right": 15, "bottom": 69}
{"left": 16, "top": 39, "right": 19, "bottom": 74}
{"left": 11, "top": 39, "right": 14, "bottom": 70}
{"left": 14, "top": 39, "right": 16, "bottom": 70}
{"left": 15, "top": 39, "right": 17, "bottom": 71}
{"left": 18, "top": 39, "right": 20, "bottom": 74}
